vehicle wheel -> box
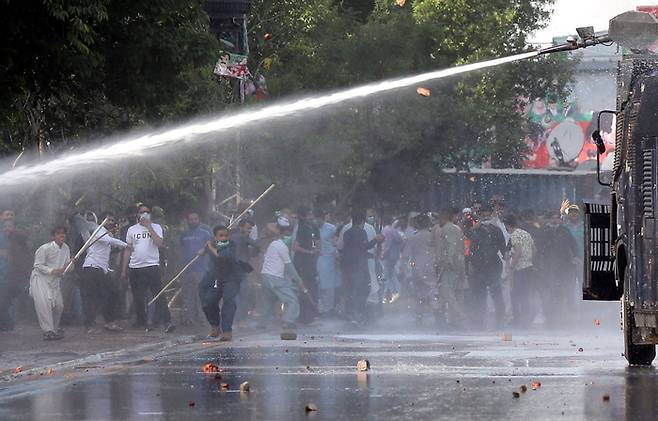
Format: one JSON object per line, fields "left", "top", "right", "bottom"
{"left": 622, "top": 294, "right": 655, "bottom": 366}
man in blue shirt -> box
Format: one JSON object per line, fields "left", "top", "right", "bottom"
{"left": 179, "top": 211, "right": 212, "bottom": 326}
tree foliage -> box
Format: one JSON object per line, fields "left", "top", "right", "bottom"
{"left": 0, "top": 0, "right": 576, "bottom": 217}
{"left": 0, "top": 0, "right": 221, "bottom": 153}
{"left": 245, "top": 0, "right": 575, "bottom": 211}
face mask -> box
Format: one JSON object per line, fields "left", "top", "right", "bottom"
{"left": 366, "top": 216, "right": 376, "bottom": 225}
{"left": 282, "top": 235, "right": 292, "bottom": 247}
{"left": 216, "top": 240, "right": 230, "bottom": 249}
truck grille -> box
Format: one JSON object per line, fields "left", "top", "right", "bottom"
{"left": 642, "top": 148, "right": 654, "bottom": 218}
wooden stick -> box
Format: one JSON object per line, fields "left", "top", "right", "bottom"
{"left": 149, "top": 184, "right": 275, "bottom": 307}
{"left": 64, "top": 217, "right": 109, "bottom": 274}
{"left": 167, "top": 287, "right": 183, "bottom": 308}
{"left": 228, "top": 184, "right": 275, "bottom": 229}
{"left": 298, "top": 280, "right": 318, "bottom": 309}
{"left": 148, "top": 255, "right": 200, "bottom": 306}
{"left": 217, "top": 193, "right": 238, "bottom": 206}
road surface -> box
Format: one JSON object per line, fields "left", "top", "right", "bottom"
{"left": 2, "top": 319, "right": 656, "bottom": 420}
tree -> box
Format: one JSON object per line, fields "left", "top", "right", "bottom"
{"left": 0, "top": 0, "right": 222, "bottom": 152}
{"left": 243, "top": 0, "right": 575, "bottom": 212}
{"left": 0, "top": 0, "right": 576, "bottom": 219}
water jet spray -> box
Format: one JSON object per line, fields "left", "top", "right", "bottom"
{"left": 0, "top": 51, "right": 537, "bottom": 187}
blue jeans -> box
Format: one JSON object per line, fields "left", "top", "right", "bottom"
{"left": 382, "top": 256, "right": 400, "bottom": 296}
{"left": 198, "top": 272, "right": 241, "bottom": 333}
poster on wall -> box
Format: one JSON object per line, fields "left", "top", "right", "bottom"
{"left": 522, "top": 95, "right": 614, "bottom": 170}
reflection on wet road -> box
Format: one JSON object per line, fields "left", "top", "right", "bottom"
{"left": 2, "top": 331, "right": 658, "bottom": 420}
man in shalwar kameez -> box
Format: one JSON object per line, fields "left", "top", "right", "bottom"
{"left": 30, "top": 226, "right": 71, "bottom": 340}
{"left": 435, "top": 209, "right": 467, "bottom": 328}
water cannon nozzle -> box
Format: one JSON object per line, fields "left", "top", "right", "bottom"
{"left": 538, "top": 32, "right": 612, "bottom": 56}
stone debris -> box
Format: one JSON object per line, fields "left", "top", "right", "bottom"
{"left": 305, "top": 403, "right": 318, "bottom": 412}
{"left": 512, "top": 392, "right": 520, "bottom": 398}
{"left": 520, "top": 385, "right": 528, "bottom": 393}
{"left": 602, "top": 395, "right": 610, "bottom": 402}
{"left": 416, "top": 87, "right": 431, "bottom": 97}
{"left": 188, "top": 400, "right": 195, "bottom": 407}
{"left": 281, "top": 332, "right": 297, "bottom": 340}
{"left": 240, "top": 382, "right": 250, "bottom": 392}
{"left": 203, "top": 362, "right": 220, "bottom": 373}
{"left": 356, "top": 359, "right": 370, "bottom": 372}
{"left": 220, "top": 383, "right": 230, "bottom": 390}
{"left": 531, "top": 381, "right": 541, "bottom": 390}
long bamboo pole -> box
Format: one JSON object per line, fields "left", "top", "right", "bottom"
{"left": 149, "top": 184, "right": 276, "bottom": 307}
{"left": 63, "top": 217, "right": 109, "bottom": 274}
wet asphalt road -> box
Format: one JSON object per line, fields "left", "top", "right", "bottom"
{"left": 1, "top": 326, "right": 658, "bottom": 421}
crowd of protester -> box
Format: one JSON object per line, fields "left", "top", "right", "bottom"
{"left": 0, "top": 195, "right": 585, "bottom": 341}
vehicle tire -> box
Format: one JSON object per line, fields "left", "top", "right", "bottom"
{"left": 622, "top": 293, "right": 656, "bottom": 366}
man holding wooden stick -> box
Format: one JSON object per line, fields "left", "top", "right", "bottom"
{"left": 81, "top": 212, "right": 127, "bottom": 333}
{"left": 198, "top": 225, "right": 246, "bottom": 341}
{"left": 29, "top": 226, "right": 71, "bottom": 340}
{"left": 121, "top": 204, "right": 175, "bottom": 333}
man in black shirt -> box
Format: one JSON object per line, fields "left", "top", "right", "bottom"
{"left": 198, "top": 225, "right": 245, "bottom": 341}
{"left": 469, "top": 206, "right": 507, "bottom": 328}
{"left": 293, "top": 207, "right": 319, "bottom": 324}
{"left": 341, "top": 210, "right": 383, "bottom": 325}
{"left": 535, "top": 211, "right": 578, "bottom": 327}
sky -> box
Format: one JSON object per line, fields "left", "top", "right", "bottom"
{"left": 531, "top": 0, "right": 654, "bottom": 44}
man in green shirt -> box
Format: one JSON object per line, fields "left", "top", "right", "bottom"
{"left": 435, "top": 208, "right": 467, "bottom": 329}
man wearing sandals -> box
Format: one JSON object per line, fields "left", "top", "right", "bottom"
{"left": 29, "top": 226, "right": 71, "bottom": 341}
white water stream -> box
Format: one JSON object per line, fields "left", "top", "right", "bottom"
{"left": 0, "top": 51, "right": 538, "bottom": 187}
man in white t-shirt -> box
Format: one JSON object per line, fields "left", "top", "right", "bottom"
{"left": 81, "top": 212, "right": 127, "bottom": 333}
{"left": 260, "top": 217, "right": 306, "bottom": 332}
{"left": 121, "top": 204, "right": 174, "bottom": 333}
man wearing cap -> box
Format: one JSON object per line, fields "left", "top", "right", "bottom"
{"left": 260, "top": 216, "right": 307, "bottom": 332}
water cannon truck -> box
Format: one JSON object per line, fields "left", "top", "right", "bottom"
{"left": 539, "top": 10, "right": 658, "bottom": 365}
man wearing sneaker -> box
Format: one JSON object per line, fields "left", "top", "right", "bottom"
{"left": 198, "top": 225, "right": 245, "bottom": 341}
{"left": 81, "top": 212, "right": 127, "bottom": 333}
{"left": 121, "top": 204, "right": 175, "bottom": 333}
{"left": 29, "top": 226, "right": 70, "bottom": 341}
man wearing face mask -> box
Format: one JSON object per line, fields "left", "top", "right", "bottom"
{"left": 121, "top": 204, "right": 174, "bottom": 333}
{"left": 260, "top": 217, "right": 307, "bottom": 333}
{"left": 81, "top": 212, "right": 127, "bottom": 333}
{"left": 198, "top": 225, "right": 244, "bottom": 341}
